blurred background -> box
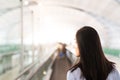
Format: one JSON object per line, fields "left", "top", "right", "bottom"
{"left": 0, "top": 0, "right": 120, "bottom": 80}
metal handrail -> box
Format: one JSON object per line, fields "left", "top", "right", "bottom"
{"left": 25, "top": 50, "right": 57, "bottom": 80}
{"left": 0, "top": 51, "right": 20, "bottom": 57}
{"left": 15, "top": 62, "right": 36, "bottom": 80}
{"left": 43, "top": 52, "right": 58, "bottom": 80}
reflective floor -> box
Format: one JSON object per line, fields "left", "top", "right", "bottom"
{"left": 0, "top": 66, "right": 20, "bottom": 80}
{"left": 50, "top": 55, "right": 72, "bottom": 80}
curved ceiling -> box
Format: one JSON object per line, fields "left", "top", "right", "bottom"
{"left": 0, "top": 0, "right": 120, "bottom": 48}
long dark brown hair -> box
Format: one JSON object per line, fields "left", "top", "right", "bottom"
{"left": 71, "top": 26, "right": 115, "bottom": 80}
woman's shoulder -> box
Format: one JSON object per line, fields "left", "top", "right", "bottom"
{"left": 107, "top": 68, "right": 120, "bottom": 80}
{"left": 68, "top": 67, "right": 81, "bottom": 75}
{"left": 67, "top": 67, "right": 85, "bottom": 80}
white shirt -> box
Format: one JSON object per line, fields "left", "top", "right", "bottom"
{"left": 67, "top": 67, "right": 120, "bottom": 80}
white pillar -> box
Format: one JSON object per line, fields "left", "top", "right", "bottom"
{"left": 31, "top": 10, "right": 34, "bottom": 63}
{"left": 20, "top": 0, "right": 24, "bottom": 71}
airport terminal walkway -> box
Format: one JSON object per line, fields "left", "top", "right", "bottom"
{"left": 50, "top": 54, "right": 72, "bottom": 80}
